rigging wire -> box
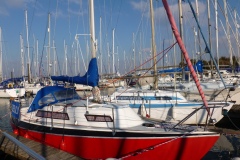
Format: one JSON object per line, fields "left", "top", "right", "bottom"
{"left": 67, "top": 0, "right": 72, "bottom": 40}
{"left": 53, "top": 0, "right": 59, "bottom": 40}
{"left": 78, "top": 1, "right": 87, "bottom": 74}
{"left": 38, "top": 0, "right": 51, "bottom": 77}
{"left": 52, "top": 0, "right": 62, "bottom": 75}
{"left": 39, "top": 18, "right": 50, "bottom": 77}
{"left": 1, "top": 29, "right": 10, "bottom": 79}
{"left": 28, "top": 0, "right": 38, "bottom": 37}
{"left": 216, "top": 1, "right": 240, "bottom": 65}
{"left": 109, "top": 42, "right": 177, "bottom": 95}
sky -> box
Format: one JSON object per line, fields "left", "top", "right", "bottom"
{"left": 0, "top": 0, "right": 240, "bottom": 79}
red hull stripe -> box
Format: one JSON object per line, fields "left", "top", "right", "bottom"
{"left": 14, "top": 120, "right": 217, "bottom": 137}
{"left": 11, "top": 122, "right": 219, "bottom": 160}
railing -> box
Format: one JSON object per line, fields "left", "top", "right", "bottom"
{"left": 0, "top": 132, "right": 45, "bottom": 160}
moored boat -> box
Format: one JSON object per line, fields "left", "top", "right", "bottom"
{"left": 9, "top": 0, "right": 221, "bottom": 159}
{"left": 105, "top": 87, "right": 234, "bottom": 125}
{"left": 0, "top": 78, "right": 25, "bottom": 98}
{"left": 10, "top": 85, "right": 219, "bottom": 159}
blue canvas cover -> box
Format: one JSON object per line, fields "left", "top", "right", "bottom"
{"left": 185, "top": 60, "right": 203, "bottom": 73}
{"left": 0, "top": 77, "right": 24, "bottom": 86}
{"left": 27, "top": 86, "right": 81, "bottom": 113}
{"left": 51, "top": 58, "right": 99, "bottom": 87}
{"left": 157, "top": 60, "right": 203, "bottom": 74}
{"left": 11, "top": 100, "right": 21, "bottom": 119}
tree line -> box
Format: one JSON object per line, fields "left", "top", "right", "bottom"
{"left": 179, "top": 56, "right": 240, "bottom": 69}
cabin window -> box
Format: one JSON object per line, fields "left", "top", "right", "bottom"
{"left": 151, "top": 96, "right": 172, "bottom": 100}
{"left": 116, "top": 96, "right": 142, "bottom": 101}
{"left": 162, "top": 96, "right": 172, "bottom": 100}
{"left": 54, "top": 89, "right": 80, "bottom": 101}
{"left": 85, "top": 114, "right": 113, "bottom": 122}
{"left": 38, "top": 93, "right": 55, "bottom": 106}
{"left": 116, "top": 96, "right": 172, "bottom": 101}
{"left": 36, "top": 110, "right": 69, "bottom": 120}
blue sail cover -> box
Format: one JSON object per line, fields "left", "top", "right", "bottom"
{"left": 11, "top": 100, "right": 21, "bottom": 118}
{"left": 157, "top": 60, "right": 203, "bottom": 74}
{"left": 0, "top": 77, "right": 24, "bottom": 86}
{"left": 51, "top": 58, "right": 99, "bottom": 87}
{"left": 27, "top": 86, "right": 80, "bottom": 113}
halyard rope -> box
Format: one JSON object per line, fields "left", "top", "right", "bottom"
{"left": 117, "top": 130, "right": 195, "bottom": 159}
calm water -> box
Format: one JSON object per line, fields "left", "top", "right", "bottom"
{"left": 0, "top": 98, "right": 13, "bottom": 132}
{"left": 0, "top": 93, "right": 240, "bottom": 159}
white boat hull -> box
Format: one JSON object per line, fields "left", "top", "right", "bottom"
{"left": 108, "top": 88, "right": 234, "bottom": 125}
{"left": 0, "top": 88, "right": 25, "bottom": 98}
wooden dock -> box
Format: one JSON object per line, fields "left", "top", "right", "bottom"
{"left": 0, "top": 131, "right": 82, "bottom": 160}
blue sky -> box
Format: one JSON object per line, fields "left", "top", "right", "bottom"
{"left": 0, "top": 0, "right": 240, "bottom": 79}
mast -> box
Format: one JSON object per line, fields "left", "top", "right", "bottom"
{"left": 64, "top": 40, "right": 67, "bottom": 75}
{"left": 235, "top": 10, "right": 239, "bottom": 66}
{"left": 20, "top": 34, "right": 25, "bottom": 78}
{"left": 207, "top": 0, "right": 213, "bottom": 76}
{"left": 74, "top": 42, "right": 76, "bottom": 75}
{"left": 48, "top": 13, "right": 51, "bottom": 76}
{"left": 162, "top": 0, "right": 209, "bottom": 113}
{"left": 33, "top": 35, "right": 36, "bottom": 79}
{"left": 149, "top": 0, "right": 158, "bottom": 90}
{"left": 195, "top": 0, "right": 202, "bottom": 78}
{"left": 117, "top": 45, "right": 119, "bottom": 74}
{"left": 89, "top": 0, "right": 101, "bottom": 102}
{"left": 223, "top": 0, "right": 233, "bottom": 73}
{"left": 76, "top": 37, "right": 79, "bottom": 74}
{"left": 89, "top": 0, "right": 96, "bottom": 58}
{"left": 36, "top": 39, "right": 39, "bottom": 77}
{"left": 107, "top": 42, "right": 110, "bottom": 73}
{"left": 100, "top": 16, "right": 102, "bottom": 76}
{"left": 53, "top": 40, "right": 56, "bottom": 75}
{"left": 133, "top": 33, "right": 136, "bottom": 70}
{"left": 112, "top": 28, "right": 115, "bottom": 74}
{"left": 140, "top": 32, "right": 142, "bottom": 70}
{"left": 173, "top": 33, "right": 177, "bottom": 90}
{"left": 215, "top": 0, "right": 219, "bottom": 69}
{"left": 25, "top": 10, "right": 31, "bottom": 83}
{"left": 187, "top": 0, "right": 226, "bottom": 89}
{"left": 0, "top": 27, "right": 2, "bottom": 82}
{"left": 179, "top": 0, "right": 185, "bottom": 81}
{"left": 163, "top": 39, "right": 165, "bottom": 69}
{"left": 194, "top": 27, "right": 197, "bottom": 65}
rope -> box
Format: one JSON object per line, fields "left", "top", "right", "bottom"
{"left": 119, "top": 130, "right": 195, "bottom": 159}
{"left": 0, "top": 112, "right": 10, "bottom": 120}
{"left": 110, "top": 42, "right": 178, "bottom": 97}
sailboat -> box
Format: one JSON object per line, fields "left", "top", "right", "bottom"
{"left": 0, "top": 77, "right": 25, "bottom": 98}
{"left": 155, "top": 0, "right": 240, "bottom": 104}
{"left": 105, "top": 0, "right": 234, "bottom": 125}
{"left": 10, "top": 0, "right": 220, "bottom": 159}
{"left": 0, "top": 27, "right": 25, "bottom": 98}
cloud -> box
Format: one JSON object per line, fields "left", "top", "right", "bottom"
{"left": 68, "top": 7, "right": 86, "bottom": 16}
{"left": 130, "top": 1, "right": 207, "bottom": 25}
{"left": 5, "top": 0, "right": 27, "bottom": 8}
{"left": 68, "top": 0, "right": 82, "bottom": 6}
{"left": 51, "top": 9, "right": 66, "bottom": 19}
{"left": 130, "top": 1, "right": 148, "bottom": 12}
{"left": 0, "top": 0, "right": 35, "bottom": 16}
{"left": 49, "top": 0, "right": 86, "bottom": 19}
{"left": 0, "top": 6, "right": 9, "bottom": 16}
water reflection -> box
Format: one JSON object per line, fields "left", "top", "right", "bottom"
{"left": 0, "top": 99, "right": 12, "bottom": 132}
